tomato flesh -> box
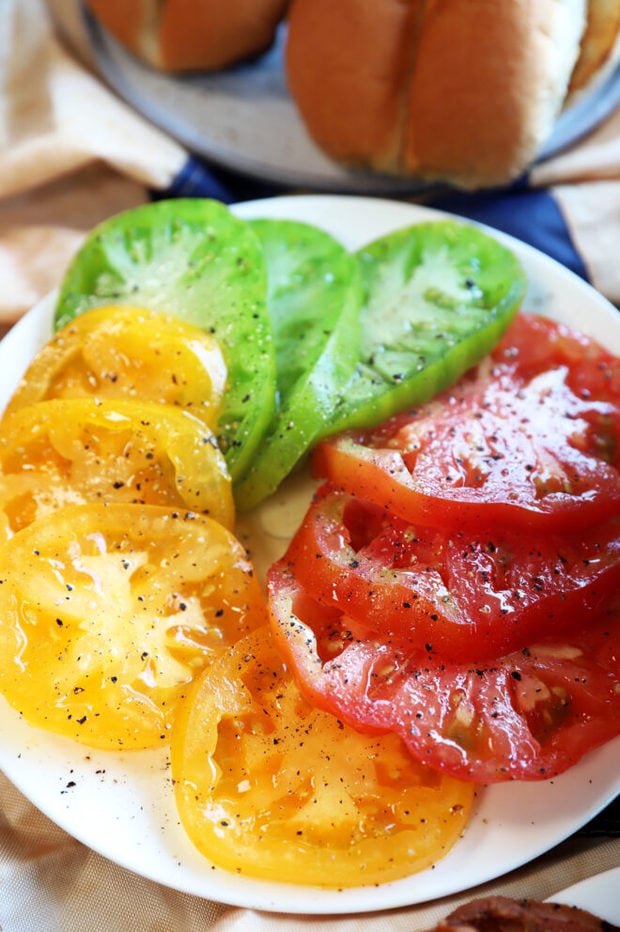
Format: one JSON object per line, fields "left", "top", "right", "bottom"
{"left": 171, "top": 626, "right": 474, "bottom": 886}
{"left": 268, "top": 562, "right": 620, "bottom": 783}
{"left": 4, "top": 305, "right": 228, "bottom": 427}
{"left": 0, "top": 397, "right": 233, "bottom": 534}
{"left": 0, "top": 504, "right": 267, "bottom": 749}
{"left": 314, "top": 314, "right": 620, "bottom": 533}
{"left": 53, "top": 198, "right": 278, "bottom": 484}
{"left": 270, "top": 314, "right": 620, "bottom": 783}
{"left": 284, "top": 488, "right": 620, "bottom": 661}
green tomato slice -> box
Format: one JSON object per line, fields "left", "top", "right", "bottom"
{"left": 54, "top": 198, "right": 276, "bottom": 483}
{"left": 326, "top": 220, "right": 527, "bottom": 433}
{"left": 234, "top": 219, "right": 363, "bottom": 511}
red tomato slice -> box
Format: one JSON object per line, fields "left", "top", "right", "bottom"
{"left": 492, "top": 312, "right": 620, "bottom": 406}
{"left": 284, "top": 488, "right": 620, "bottom": 661}
{"left": 268, "top": 561, "right": 620, "bottom": 783}
{"left": 314, "top": 314, "right": 620, "bottom": 533}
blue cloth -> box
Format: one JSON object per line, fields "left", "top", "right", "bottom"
{"left": 430, "top": 182, "right": 590, "bottom": 283}
{"left": 154, "top": 155, "right": 279, "bottom": 205}
{"left": 158, "top": 156, "right": 590, "bottom": 284}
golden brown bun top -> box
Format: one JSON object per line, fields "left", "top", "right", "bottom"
{"left": 569, "top": 0, "right": 620, "bottom": 96}
{"left": 286, "top": 0, "right": 597, "bottom": 189}
{"left": 85, "top": 0, "right": 290, "bottom": 72}
{"left": 286, "top": 0, "right": 426, "bottom": 170}
{"left": 84, "top": 0, "right": 620, "bottom": 187}
{"left": 84, "top": 0, "right": 151, "bottom": 60}
{"left": 402, "top": 0, "right": 588, "bottom": 188}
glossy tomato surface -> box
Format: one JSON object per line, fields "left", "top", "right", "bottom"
{"left": 3, "top": 305, "right": 228, "bottom": 427}
{"left": 0, "top": 397, "right": 233, "bottom": 535}
{"left": 268, "top": 562, "right": 620, "bottom": 783}
{"left": 284, "top": 488, "right": 620, "bottom": 661}
{"left": 171, "top": 626, "right": 474, "bottom": 886}
{"left": 314, "top": 314, "right": 620, "bottom": 533}
{"left": 0, "top": 504, "right": 266, "bottom": 749}
{"left": 269, "top": 314, "right": 620, "bottom": 784}
{"left": 53, "top": 198, "right": 278, "bottom": 484}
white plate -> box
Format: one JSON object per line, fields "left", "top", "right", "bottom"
{"left": 547, "top": 867, "right": 620, "bottom": 925}
{"left": 0, "top": 196, "right": 619, "bottom": 916}
{"left": 82, "top": 7, "right": 620, "bottom": 194}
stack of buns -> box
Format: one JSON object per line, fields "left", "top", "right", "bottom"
{"left": 286, "top": 0, "right": 620, "bottom": 188}
{"left": 83, "top": 0, "right": 290, "bottom": 73}
{"left": 84, "top": 0, "right": 620, "bottom": 189}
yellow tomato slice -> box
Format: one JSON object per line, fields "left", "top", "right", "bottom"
{"left": 4, "top": 305, "right": 227, "bottom": 426}
{"left": 0, "top": 504, "right": 267, "bottom": 749}
{"left": 171, "top": 626, "right": 475, "bottom": 887}
{"left": 0, "top": 397, "right": 233, "bottom": 533}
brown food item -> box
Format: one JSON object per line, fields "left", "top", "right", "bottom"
{"left": 84, "top": 0, "right": 290, "bottom": 72}
{"left": 429, "top": 894, "right": 620, "bottom": 931}
{"left": 285, "top": 0, "right": 620, "bottom": 189}
{"left": 569, "top": 0, "right": 620, "bottom": 96}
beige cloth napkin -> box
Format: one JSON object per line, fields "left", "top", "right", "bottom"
{"left": 1, "top": 1, "right": 619, "bottom": 929}
{"left": 1, "top": 768, "right": 618, "bottom": 932}
{"left": 531, "top": 108, "right": 620, "bottom": 306}
{"left": 0, "top": 0, "right": 186, "bottom": 330}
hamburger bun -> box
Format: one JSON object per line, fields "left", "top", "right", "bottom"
{"left": 84, "top": 0, "right": 290, "bottom": 73}
{"left": 286, "top": 0, "right": 617, "bottom": 189}
{"left": 568, "top": 0, "right": 620, "bottom": 96}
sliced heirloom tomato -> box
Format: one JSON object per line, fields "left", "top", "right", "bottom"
{"left": 0, "top": 397, "right": 233, "bottom": 535}
{"left": 171, "top": 626, "right": 474, "bottom": 887}
{"left": 0, "top": 504, "right": 267, "bottom": 749}
{"left": 3, "top": 305, "right": 227, "bottom": 427}
{"left": 54, "top": 198, "right": 277, "bottom": 483}
{"left": 323, "top": 219, "right": 527, "bottom": 435}
{"left": 284, "top": 489, "right": 620, "bottom": 661}
{"left": 234, "top": 218, "right": 363, "bottom": 511}
{"left": 314, "top": 314, "right": 620, "bottom": 533}
{"left": 268, "top": 562, "right": 620, "bottom": 783}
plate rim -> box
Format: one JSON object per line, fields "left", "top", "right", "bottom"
{"left": 546, "top": 865, "right": 620, "bottom": 924}
{"left": 0, "top": 194, "right": 618, "bottom": 916}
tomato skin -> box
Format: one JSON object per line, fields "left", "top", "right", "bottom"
{"left": 3, "top": 305, "right": 228, "bottom": 427}
{"left": 271, "top": 313, "right": 620, "bottom": 784}
{"left": 171, "top": 625, "right": 474, "bottom": 887}
{"left": 0, "top": 397, "right": 234, "bottom": 534}
{"left": 268, "top": 562, "right": 620, "bottom": 783}
{"left": 314, "top": 314, "right": 620, "bottom": 533}
{"left": 53, "top": 198, "right": 278, "bottom": 484}
{"left": 233, "top": 218, "right": 363, "bottom": 511}
{"left": 324, "top": 219, "right": 527, "bottom": 437}
{"left": 284, "top": 487, "right": 620, "bottom": 662}
{"left": 0, "top": 504, "right": 267, "bottom": 750}
{"left": 492, "top": 312, "right": 620, "bottom": 408}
